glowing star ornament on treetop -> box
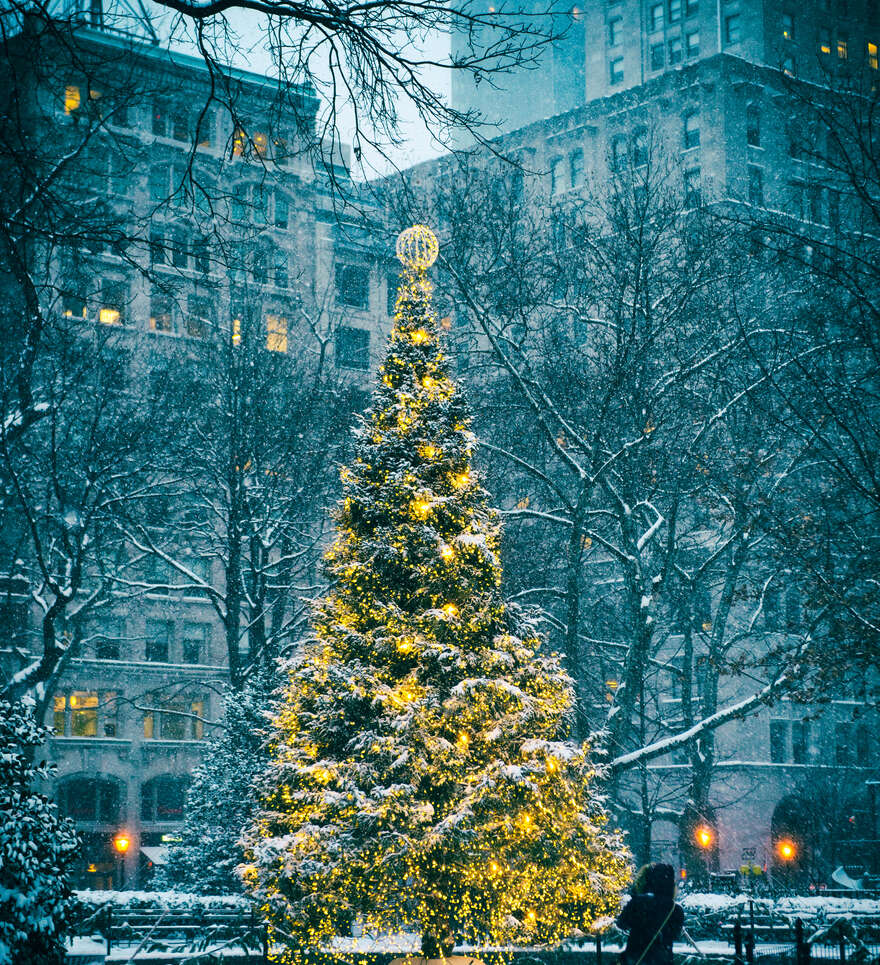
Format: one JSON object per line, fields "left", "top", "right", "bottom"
{"left": 242, "top": 225, "right": 630, "bottom": 963}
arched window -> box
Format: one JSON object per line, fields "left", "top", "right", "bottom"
{"left": 141, "top": 774, "right": 190, "bottom": 823}
{"left": 632, "top": 127, "right": 649, "bottom": 167}
{"left": 57, "top": 776, "right": 122, "bottom": 824}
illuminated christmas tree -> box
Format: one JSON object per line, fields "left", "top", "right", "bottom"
{"left": 243, "top": 227, "right": 629, "bottom": 960}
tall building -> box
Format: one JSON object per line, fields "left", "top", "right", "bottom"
{"left": 406, "top": 34, "right": 880, "bottom": 880}
{"left": 452, "top": 0, "right": 879, "bottom": 134}
{"left": 0, "top": 11, "right": 390, "bottom": 889}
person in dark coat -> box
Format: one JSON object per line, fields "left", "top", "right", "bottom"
{"left": 617, "top": 863, "right": 684, "bottom": 965}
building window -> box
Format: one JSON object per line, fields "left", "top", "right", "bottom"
{"left": 569, "top": 148, "right": 585, "bottom": 187}
{"left": 53, "top": 692, "right": 117, "bottom": 738}
{"left": 70, "top": 691, "right": 99, "bottom": 736}
{"left": 610, "top": 134, "right": 628, "bottom": 171}
{"left": 64, "top": 84, "right": 81, "bottom": 114}
{"left": 172, "top": 107, "right": 189, "bottom": 142}
{"left": 835, "top": 722, "right": 853, "bottom": 765}
{"left": 266, "top": 313, "right": 288, "bottom": 353}
{"left": 149, "top": 230, "right": 167, "bottom": 266}
{"left": 745, "top": 107, "right": 760, "bottom": 149}
{"left": 668, "top": 0, "right": 681, "bottom": 22}
{"left": 253, "top": 132, "right": 268, "bottom": 156}
{"left": 171, "top": 228, "right": 188, "bottom": 269}
{"left": 61, "top": 293, "right": 87, "bottom": 320}
{"left": 819, "top": 28, "right": 832, "bottom": 55}
{"left": 143, "top": 697, "right": 205, "bottom": 741}
{"left": 748, "top": 165, "right": 764, "bottom": 206}
{"left": 782, "top": 12, "right": 794, "bottom": 41}
{"left": 274, "top": 249, "right": 289, "bottom": 288}
{"left": 789, "top": 180, "right": 806, "bottom": 221}
{"left": 869, "top": 42, "right": 879, "bottom": 70}
{"left": 632, "top": 128, "right": 648, "bottom": 167}
{"left": 274, "top": 191, "right": 289, "bottom": 228}
{"left": 186, "top": 295, "right": 210, "bottom": 339}
{"left": 152, "top": 99, "right": 167, "bottom": 137}
{"left": 609, "top": 57, "right": 625, "bottom": 85}
{"left": 782, "top": 55, "right": 796, "bottom": 76}
{"left": 683, "top": 112, "right": 700, "bottom": 149}
{"left": 57, "top": 777, "right": 121, "bottom": 824}
{"left": 336, "top": 325, "right": 370, "bottom": 370}
{"left": 252, "top": 250, "right": 267, "bottom": 287}
{"left": 181, "top": 622, "right": 209, "bottom": 664}
{"left": 792, "top": 720, "right": 810, "bottom": 764}
{"left": 549, "top": 156, "right": 563, "bottom": 195}
{"left": 608, "top": 16, "right": 622, "bottom": 46}
{"left": 808, "top": 184, "right": 825, "bottom": 224}
{"left": 837, "top": 34, "right": 848, "bottom": 60}
{"left": 99, "top": 281, "right": 126, "bottom": 326}
{"left": 685, "top": 0, "right": 697, "bottom": 17}
{"left": 684, "top": 167, "right": 701, "bottom": 206}
{"left": 649, "top": 3, "right": 663, "bottom": 31}
{"left": 141, "top": 775, "right": 189, "bottom": 823}
{"left": 856, "top": 724, "right": 872, "bottom": 764}
{"left": 686, "top": 30, "right": 700, "bottom": 57}
{"left": 192, "top": 239, "right": 210, "bottom": 275}
{"left": 651, "top": 42, "right": 665, "bottom": 69}
{"left": 145, "top": 618, "right": 172, "bottom": 663}
{"left": 668, "top": 36, "right": 682, "bottom": 64}
{"left": 724, "top": 13, "right": 741, "bottom": 44}
{"left": 770, "top": 719, "right": 789, "bottom": 763}
{"left": 335, "top": 264, "right": 370, "bottom": 309}
{"left": 95, "top": 618, "right": 124, "bottom": 660}
{"left": 196, "top": 109, "right": 214, "bottom": 148}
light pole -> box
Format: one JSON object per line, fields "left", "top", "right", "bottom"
{"left": 695, "top": 824, "right": 715, "bottom": 888}
{"left": 113, "top": 831, "right": 131, "bottom": 890}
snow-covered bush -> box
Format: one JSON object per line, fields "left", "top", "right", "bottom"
{"left": 0, "top": 701, "right": 78, "bottom": 965}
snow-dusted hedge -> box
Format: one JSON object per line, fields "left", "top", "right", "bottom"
{"left": 73, "top": 890, "right": 250, "bottom": 914}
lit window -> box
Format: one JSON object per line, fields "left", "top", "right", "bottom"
{"left": 686, "top": 30, "right": 700, "bottom": 57}
{"left": 782, "top": 12, "right": 794, "bottom": 41}
{"left": 869, "top": 42, "right": 879, "bottom": 70}
{"left": 149, "top": 294, "right": 174, "bottom": 333}
{"left": 649, "top": 2, "right": 663, "bottom": 31}
{"left": 232, "top": 127, "right": 246, "bottom": 157}
{"left": 64, "top": 85, "right": 81, "bottom": 114}
{"left": 53, "top": 695, "right": 66, "bottom": 735}
{"left": 837, "top": 34, "right": 848, "bottom": 60}
{"left": 70, "top": 692, "right": 99, "bottom": 737}
{"left": 609, "top": 56, "right": 624, "bottom": 85}
{"left": 608, "top": 16, "right": 622, "bottom": 46}
{"left": 668, "top": 0, "right": 681, "bottom": 22}
{"left": 724, "top": 13, "right": 741, "bottom": 45}
{"left": 819, "top": 28, "right": 831, "bottom": 55}
{"left": 232, "top": 317, "right": 242, "bottom": 345}
{"left": 651, "top": 42, "right": 665, "bottom": 69}
{"left": 683, "top": 112, "right": 700, "bottom": 149}
{"left": 746, "top": 104, "right": 761, "bottom": 146}
{"left": 668, "top": 36, "right": 682, "bottom": 64}
{"left": 336, "top": 325, "right": 370, "bottom": 370}
{"left": 253, "top": 132, "right": 268, "bottom": 156}
{"left": 569, "top": 148, "right": 584, "bottom": 187}
{"left": 61, "top": 293, "right": 87, "bottom": 319}
{"left": 99, "top": 281, "right": 126, "bottom": 326}
{"left": 748, "top": 165, "right": 764, "bottom": 206}
{"left": 266, "top": 314, "right": 288, "bottom": 353}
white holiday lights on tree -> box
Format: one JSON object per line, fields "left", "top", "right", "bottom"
{"left": 242, "top": 226, "right": 630, "bottom": 961}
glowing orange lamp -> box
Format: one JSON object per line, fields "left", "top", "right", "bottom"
{"left": 695, "top": 824, "right": 715, "bottom": 849}
{"left": 113, "top": 831, "right": 131, "bottom": 854}
{"left": 776, "top": 838, "right": 797, "bottom": 862}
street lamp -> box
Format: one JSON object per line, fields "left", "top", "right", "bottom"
{"left": 113, "top": 831, "right": 131, "bottom": 890}
{"left": 776, "top": 838, "right": 797, "bottom": 863}
{"left": 695, "top": 825, "right": 715, "bottom": 850}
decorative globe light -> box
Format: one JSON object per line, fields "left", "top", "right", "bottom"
{"left": 396, "top": 225, "right": 439, "bottom": 269}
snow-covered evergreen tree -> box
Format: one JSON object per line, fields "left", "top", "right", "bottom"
{"left": 243, "top": 227, "right": 629, "bottom": 957}
{"left": 162, "top": 662, "right": 278, "bottom": 894}
{"left": 0, "top": 701, "right": 78, "bottom": 965}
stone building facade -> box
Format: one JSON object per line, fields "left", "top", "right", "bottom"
{"left": 1, "top": 13, "right": 390, "bottom": 889}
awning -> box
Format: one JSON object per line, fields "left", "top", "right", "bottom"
{"left": 140, "top": 846, "right": 169, "bottom": 866}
